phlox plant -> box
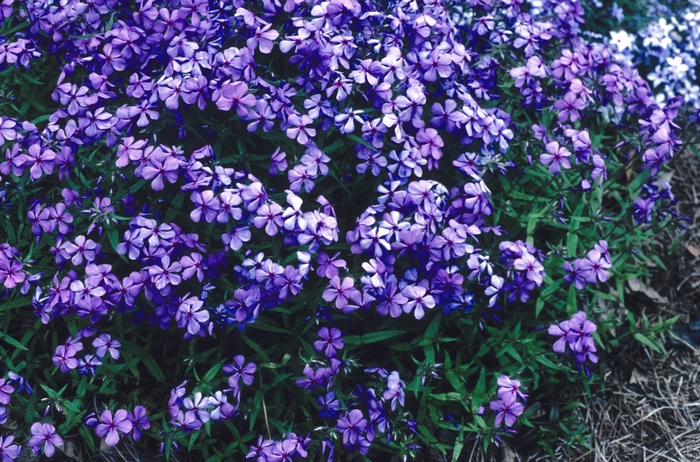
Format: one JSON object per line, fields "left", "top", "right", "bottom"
{"left": 0, "top": 0, "right": 686, "bottom": 460}
{"left": 582, "top": 0, "right": 700, "bottom": 119}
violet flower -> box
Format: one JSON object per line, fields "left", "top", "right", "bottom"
{"left": 490, "top": 393, "right": 524, "bottom": 427}
{"left": 93, "top": 334, "right": 121, "bottom": 360}
{"left": 336, "top": 409, "right": 368, "bottom": 446}
{"left": 313, "top": 327, "right": 344, "bottom": 358}
{"left": 95, "top": 409, "right": 133, "bottom": 446}
{"left": 0, "top": 435, "right": 20, "bottom": 462}
{"left": 29, "top": 423, "right": 62, "bottom": 457}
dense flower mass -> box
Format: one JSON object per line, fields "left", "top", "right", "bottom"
{"left": 0, "top": 0, "right": 686, "bottom": 459}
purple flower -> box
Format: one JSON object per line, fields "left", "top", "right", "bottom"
{"left": 336, "top": 409, "right": 368, "bottom": 447}
{"left": 313, "top": 327, "right": 344, "bottom": 358}
{"left": 318, "top": 392, "right": 340, "bottom": 419}
{"left": 496, "top": 375, "right": 528, "bottom": 401}
{"left": 176, "top": 296, "right": 209, "bottom": 335}
{"left": 490, "top": 393, "right": 524, "bottom": 427}
{"left": 539, "top": 141, "right": 572, "bottom": 174}
{"left": 29, "top": 423, "right": 62, "bottom": 457}
{"left": 95, "top": 409, "right": 133, "bottom": 446}
{"left": 286, "top": 114, "right": 316, "bottom": 145}
{"left": 183, "top": 392, "right": 213, "bottom": 423}
{"left": 214, "top": 81, "right": 255, "bottom": 116}
{"left": 383, "top": 371, "right": 406, "bottom": 411}
{"left": 402, "top": 284, "right": 436, "bottom": 320}
{"left": 141, "top": 156, "right": 180, "bottom": 191}
{"left": 0, "top": 255, "right": 24, "bottom": 289}
{"left": 0, "top": 435, "right": 20, "bottom": 462}
{"left": 190, "top": 190, "right": 221, "bottom": 223}
{"left": 0, "top": 379, "right": 12, "bottom": 405}
{"left": 172, "top": 410, "right": 202, "bottom": 433}
{"left": 19, "top": 144, "right": 55, "bottom": 181}
{"left": 8, "top": 372, "right": 32, "bottom": 395}
{"left": 253, "top": 203, "right": 284, "bottom": 236}
{"left": 92, "top": 334, "right": 121, "bottom": 360}
{"left": 295, "top": 365, "right": 330, "bottom": 390}
{"left": 78, "top": 354, "right": 102, "bottom": 376}
{"left": 322, "top": 276, "right": 360, "bottom": 311}
{"left": 563, "top": 260, "right": 587, "bottom": 290}
{"left": 52, "top": 345, "right": 79, "bottom": 372}
{"left": 513, "top": 253, "right": 545, "bottom": 286}
{"left": 148, "top": 256, "right": 182, "bottom": 290}
{"left": 223, "top": 355, "right": 256, "bottom": 390}
{"left": 566, "top": 313, "right": 597, "bottom": 351}
{"left": 125, "top": 405, "right": 150, "bottom": 442}
{"left": 579, "top": 250, "right": 612, "bottom": 283}
{"left": 547, "top": 320, "right": 571, "bottom": 353}
{"left": 247, "top": 24, "right": 279, "bottom": 54}
{"left": 0, "top": 117, "right": 16, "bottom": 145}
{"left": 553, "top": 91, "right": 586, "bottom": 122}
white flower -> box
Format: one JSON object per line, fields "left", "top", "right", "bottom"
{"left": 666, "top": 56, "right": 690, "bottom": 79}
{"left": 610, "top": 30, "right": 635, "bottom": 52}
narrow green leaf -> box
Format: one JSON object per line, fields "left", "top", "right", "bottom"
{"left": 359, "top": 330, "right": 406, "bottom": 344}
{"left": 633, "top": 333, "right": 664, "bottom": 354}
{"left": 141, "top": 354, "right": 166, "bottom": 383}
{"left": 0, "top": 332, "right": 27, "bottom": 351}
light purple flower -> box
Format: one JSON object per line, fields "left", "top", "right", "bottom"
{"left": 148, "top": 255, "right": 182, "bottom": 289}
{"left": 0, "top": 435, "right": 20, "bottom": 462}
{"left": 402, "top": 284, "right": 435, "bottom": 320}
{"left": 92, "top": 334, "right": 121, "bottom": 360}
{"left": 29, "top": 423, "right": 62, "bottom": 457}
{"left": 0, "top": 379, "right": 13, "bottom": 405}
{"left": 490, "top": 393, "right": 524, "bottom": 427}
{"left": 247, "top": 24, "right": 279, "bottom": 54}
{"left": 539, "top": 141, "right": 572, "bottom": 174}
{"left": 95, "top": 409, "right": 133, "bottom": 446}
{"left": 214, "top": 81, "right": 255, "bottom": 116}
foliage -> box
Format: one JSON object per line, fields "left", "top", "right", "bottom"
{"left": 0, "top": 0, "right": 687, "bottom": 460}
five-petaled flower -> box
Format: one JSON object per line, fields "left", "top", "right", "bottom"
{"left": 29, "top": 423, "right": 62, "bottom": 457}
{"left": 95, "top": 409, "right": 133, "bottom": 446}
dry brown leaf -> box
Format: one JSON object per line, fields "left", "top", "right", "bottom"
{"left": 686, "top": 244, "right": 700, "bottom": 258}
{"left": 629, "top": 369, "right": 648, "bottom": 384}
{"left": 627, "top": 277, "right": 669, "bottom": 305}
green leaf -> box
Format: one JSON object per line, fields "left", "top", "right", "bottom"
{"left": 0, "top": 332, "right": 27, "bottom": 351}
{"left": 361, "top": 330, "right": 406, "bottom": 343}
{"left": 633, "top": 333, "right": 665, "bottom": 354}
{"left": 451, "top": 427, "right": 465, "bottom": 462}
{"left": 346, "top": 330, "right": 406, "bottom": 345}
{"left": 535, "top": 298, "right": 545, "bottom": 318}
{"left": 423, "top": 312, "right": 443, "bottom": 343}
{"left": 540, "top": 279, "right": 564, "bottom": 299}
{"left": 321, "top": 138, "right": 345, "bottom": 154}
{"left": 141, "top": 354, "right": 166, "bottom": 383}
{"left": 203, "top": 359, "right": 227, "bottom": 384}
{"left": 389, "top": 342, "right": 413, "bottom": 351}
{"left": 534, "top": 355, "right": 564, "bottom": 371}
{"left": 104, "top": 224, "right": 119, "bottom": 248}
{"left": 566, "top": 284, "right": 577, "bottom": 314}
{"left": 347, "top": 134, "right": 375, "bottom": 150}
{"left": 249, "top": 319, "right": 293, "bottom": 335}
{"left": 0, "top": 297, "right": 32, "bottom": 312}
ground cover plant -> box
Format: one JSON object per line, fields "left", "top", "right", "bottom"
{"left": 0, "top": 0, "right": 688, "bottom": 460}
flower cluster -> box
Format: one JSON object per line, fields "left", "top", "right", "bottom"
{"left": 0, "top": 0, "right": 684, "bottom": 458}
{"left": 563, "top": 240, "right": 612, "bottom": 290}
{"left": 548, "top": 311, "right": 598, "bottom": 375}
{"left": 489, "top": 375, "right": 526, "bottom": 428}
{"left": 0, "top": 372, "right": 61, "bottom": 462}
